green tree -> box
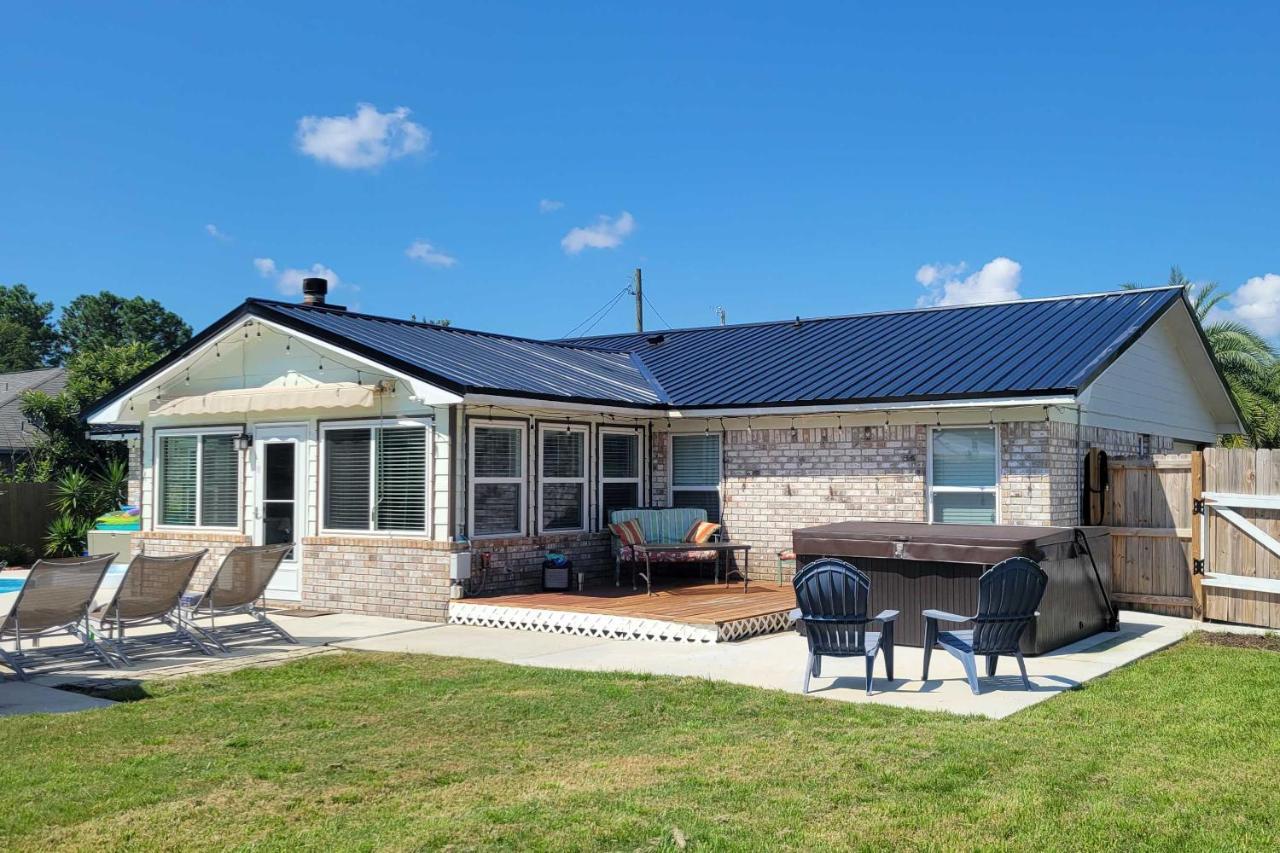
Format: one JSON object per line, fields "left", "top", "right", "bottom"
{"left": 19, "top": 342, "right": 160, "bottom": 476}
{"left": 0, "top": 283, "right": 59, "bottom": 367}
{"left": 1124, "top": 267, "right": 1278, "bottom": 446}
{"left": 57, "top": 291, "right": 192, "bottom": 358}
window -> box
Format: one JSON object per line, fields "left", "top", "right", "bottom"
{"left": 670, "top": 433, "right": 721, "bottom": 522}
{"left": 539, "top": 424, "right": 587, "bottom": 532}
{"left": 322, "top": 419, "right": 430, "bottom": 532}
{"left": 928, "top": 426, "right": 998, "bottom": 524}
{"left": 157, "top": 429, "right": 240, "bottom": 528}
{"left": 470, "top": 421, "right": 525, "bottom": 537}
{"left": 600, "top": 428, "right": 642, "bottom": 527}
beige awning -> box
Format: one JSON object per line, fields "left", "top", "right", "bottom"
{"left": 150, "top": 382, "right": 377, "bottom": 416}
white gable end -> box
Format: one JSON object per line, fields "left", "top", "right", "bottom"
{"left": 1079, "top": 302, "right": 1240, "bottom": 444}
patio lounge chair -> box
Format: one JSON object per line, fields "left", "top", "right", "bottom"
{"left": 921, "top": 556, "right": 1048, "bottom": 695}
{"left": 790, "top": 558, "right": 898, "bottom": 695}
{"left": 178, "top": 543, "right": 297, "bottom": 651}
{"left": 90, "top": 550, "right": 211, "bottom": 664}
{"left": 0, "top": 553, "right": 118, "bottom": 680}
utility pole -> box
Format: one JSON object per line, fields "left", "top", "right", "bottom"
{"left": 634, "top": 268, "right": 644, "bottom": 332}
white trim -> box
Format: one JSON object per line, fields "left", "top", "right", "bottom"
{"left": 598, "top": 425, "right": 645, "bottom": 528}
{"left": 317, "top": 416, "right": 434, "bottom": 536}
{"left": 667, "top": 432, "right": 722, "bottom": 517}
{"left": 253, "top": 422, "right": 307, "bottom": 601}
{"left": 87, "top": 313, "right": 461, "bottom": 424}
{"left": 537, "top": 422, "right": 589, "bottom": 534}
{"left": 926, "top": 425, "right": 1001, "bottom": 524}
{"left": 468, "top": 419, "right": 527, "bottom": 539}
{"left": 152, "top": 425, "right": 244, "bottom": 532}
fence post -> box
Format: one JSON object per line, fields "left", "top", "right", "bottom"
{"left": 1190, "top": 449, "right": 1205, "bottom": 621}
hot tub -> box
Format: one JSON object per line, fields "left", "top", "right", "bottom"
{"left": 792, "top": 522, "right": 1113, "bottom": 655}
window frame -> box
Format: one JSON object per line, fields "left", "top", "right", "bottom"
{"left": 537, "top": 422, "right": 590, "bottom": 534}
{"left": 468, "top": 418, "right": 528, "bottom": 540}
{"left": 152, "top": 425, "right": 244, "bottom": 532}
{"left": 667, "top": 431, "right": 722, "bottom": 519}
{"left": 926, "top": 424, "right": 1001, "bottom": 524}
{"left": 598, "top": 425, "right": 645, "bottom": 528}
{"left": 318, "top": 416, "right": 434, "bottom": 536}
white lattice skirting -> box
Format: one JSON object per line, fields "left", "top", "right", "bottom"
{"left": 448, "top": 602, "right": 793, "bottom": 643}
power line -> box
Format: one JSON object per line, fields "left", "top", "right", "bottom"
{"left": 642, "top": 293, "right": 672, "bottom": 330}
{"left": 561, "top": 282, "right": 633, "bottom": 339}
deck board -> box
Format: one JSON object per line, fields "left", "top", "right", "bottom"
{"left": 470, "top": 581, "right": 796, "bottom": 627}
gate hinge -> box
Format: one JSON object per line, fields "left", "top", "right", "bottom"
{"left": 1193, "top": 559, "right": 1205, "bottom": 575}
{"left": 1193, "top": 498, "right": 1205, "bottom": 515}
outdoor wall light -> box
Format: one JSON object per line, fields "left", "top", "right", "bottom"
{"left": 234, "top": 433, "right": 253, "bottom": 452}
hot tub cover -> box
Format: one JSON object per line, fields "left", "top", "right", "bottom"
{"left": 793, "top": 521, "right": 1108, "bottom": 566}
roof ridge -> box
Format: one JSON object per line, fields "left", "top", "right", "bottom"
{"left": 561, "top": 286, "right": 1183, "bottom": 341}
{"left": 247, "top": 298, "right": 633, "bottom": 355}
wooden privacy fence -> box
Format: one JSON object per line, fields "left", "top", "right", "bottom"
{"left": 1106, "top": 454, "right": 1196, "bottom": 617}
{"left": 1106, "top": 448, "right": 1280, "bottom": 629}
{"left": 0, "top": 482, "right": 56, "bottom": 555}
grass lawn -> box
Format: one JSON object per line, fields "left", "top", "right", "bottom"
{"left": 2, "top": 634, "right": 1279, "bottom": 851}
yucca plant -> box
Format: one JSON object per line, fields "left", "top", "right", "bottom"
{"left": 45, "top": 514, "right": 91, "bottom": 557}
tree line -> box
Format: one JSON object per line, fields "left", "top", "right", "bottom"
{"left": 0, "top": 283, "right": 192, "bottom": 480}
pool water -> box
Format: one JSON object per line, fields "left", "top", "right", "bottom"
{"left": 0, "top": 563, "right": 127, "bottom": 595}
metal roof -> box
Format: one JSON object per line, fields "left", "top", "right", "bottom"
{"left": 563, "top": 287, "right": 1187, "bottom": 408}
{"left": 251, "top": 300, "right": 665, "bottom": 406}
{"left": 88, "top": 286, "right": 1193, "bottom": 419}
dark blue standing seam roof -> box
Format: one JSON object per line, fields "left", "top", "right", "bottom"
{"left": 86, "top": 287, "right": 1190, "bottom": 422}
{"left": 562, "top": 287, "right": 1186, "bottom": 408}
{"left": 253, "top": 301, "right": 665, "bottom": 406}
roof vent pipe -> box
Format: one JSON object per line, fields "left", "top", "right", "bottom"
{"left": 302, "top": 277, "right": 328, "bottom": 306}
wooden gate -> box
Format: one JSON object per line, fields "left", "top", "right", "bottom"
{"left": 1199, "top": 448, "right": 1280, "bottom": 629}
{"left": 1106, "top": 455, "right": 1196, "bottom": 617}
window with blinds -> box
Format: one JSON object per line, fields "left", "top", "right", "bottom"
{"left": 322, "top": 422, "right": 430, "bottom": 532}
{"left": 471, "top": 423, "right": 524, "bottom": 537}
{"left": 929, "top": 427, "right": 998, "bottom": 524}
{"left": 670, "top": 433, "right": 721, "bottom": 522}
{"left": 600, "top": 429, "right": 641, "bottom": 526}
{"left": 157, "top": 431, "right": 239, "bottom": 528}
{"left": 540, "top": 426, "right": 586, "bottom": 531}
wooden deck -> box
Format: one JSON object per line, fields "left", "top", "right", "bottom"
{"left": 448, "top": 580, "right": 797, "bottom": 643}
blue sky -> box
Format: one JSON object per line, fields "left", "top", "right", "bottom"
{"left": 3, "top": 2, "right": 1279, "bottom": 340}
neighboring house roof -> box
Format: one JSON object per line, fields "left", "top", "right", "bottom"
{"left": 88, "top": 286, "right": 1232, "bottom": 425}
{"left": 0, "top": 367, "right": 67, "bottom": 453}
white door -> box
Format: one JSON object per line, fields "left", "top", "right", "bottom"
{"left": 254, "top": 424, "right": 306, "bottom": 601}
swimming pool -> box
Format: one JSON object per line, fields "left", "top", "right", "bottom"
{"left": 0, "top": 563, "right": 127, "bottom": 595}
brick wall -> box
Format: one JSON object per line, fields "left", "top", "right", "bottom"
{"left": 467, "top": 531, "right": 613, "bottom": 595}
{"left": 126, "top": 438, "right": 142, "bottom": 508}
{"left": 132, "top": 530, "right": 253, "bottom": 592}
{"left": 302, "top": 535, "right": 457, "bottom": 622}
{"left": 650, "top": 420, "right": 1167, "bottom": 582}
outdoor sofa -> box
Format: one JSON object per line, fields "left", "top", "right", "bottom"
{"left": 608, "top": 507, "right": 720, "bottom": 588}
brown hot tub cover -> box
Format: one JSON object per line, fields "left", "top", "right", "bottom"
{"left": 792, "top": 521, "right": 1109, "bottom": 567}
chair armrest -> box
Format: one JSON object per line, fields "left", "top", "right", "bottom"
{"left": 922, "top": 609, "right": 972, "bottom": 623}
{"left": 787, "top": 607, "right": 802, "bottom": 623}
{"left": 874, "top": 609, "right": 899, "bottom": 623}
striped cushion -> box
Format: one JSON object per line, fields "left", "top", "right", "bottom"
{"left": 608, "top": 519, "right": 646, "bottom": 546}
{"left": 683, "top": 520, "right": 720, "bottom": 544}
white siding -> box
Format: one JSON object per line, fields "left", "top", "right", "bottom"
{"left": 1080, "top": 306, "right": 1225, "bottom": 444}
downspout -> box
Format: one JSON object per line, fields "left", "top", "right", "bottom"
{"left": 1076, "top": 402, "right": 1084, "bottom": 526}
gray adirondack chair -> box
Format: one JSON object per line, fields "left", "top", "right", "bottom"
{"left": 790, "top": 558, "right": 898, "bottom": 695}
{"left": 921, "top": 556, "right": 1048, "bottom": 695}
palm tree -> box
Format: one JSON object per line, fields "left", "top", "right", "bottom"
{"left": 1124, "top": 267, "right": 1277, "bottom": 446}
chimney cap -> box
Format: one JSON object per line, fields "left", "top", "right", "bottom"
{"left": 302, "top": 277, "right": 328, "bottom": 305}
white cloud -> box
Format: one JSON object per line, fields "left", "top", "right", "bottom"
{"left": 539, "top": 198, "right": 564, "bottom": 214}
{"left": 253, "top": 257, "right": 343, "bottom": 295}
{"left": 1215, "top": 273, "right": 1280, "bottom": 337}
{"left": 295, "top": 103, "right": 429, "bottom": 169}
{"left": 917, "top": 257, "right": 1023, "bottom": 306}
{"left": 205, "top": 223, "right": 231, "bottom": 241}
{"left": 405, "top": 239, "right": 457, "bottom": 268}
{"left": 561, "top": 211, "right": 635, "bottom": 254}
